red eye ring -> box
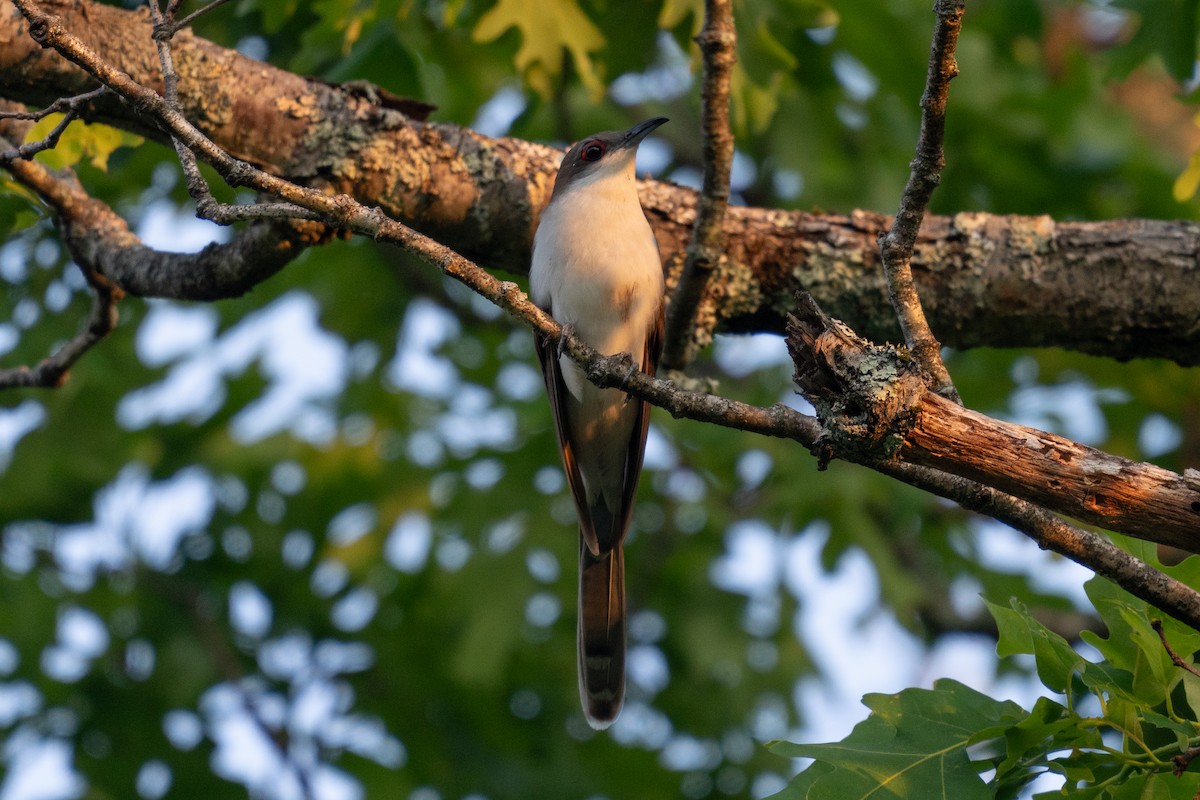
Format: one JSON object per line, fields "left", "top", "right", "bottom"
{"left": 581, "top": 141, "right": 605, "bottom": 161}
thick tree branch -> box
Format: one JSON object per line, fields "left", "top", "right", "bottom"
{"left": 1, "top": 1, "right": 1198, "bottom": 363}
{"left": 786, "top": 297, "right": 1200, "bottom": 629}
{"left": 0, "top": 113, "right": 318, "bottom": 302}
{"left": 788, "top": 294, "right": 1200, "bottom": 550}
{"left": 904, "top": 393, "right": 1200, "bottom": 548}
{"left": 878, "top": 0, "right": 962, "bottom": 401}
{"left": 661, "top": 0, "right": 735, "bottom": 371}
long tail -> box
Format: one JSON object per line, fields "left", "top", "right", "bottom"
{"left": 577, "top": 536, "right": 625, "bottom": 729}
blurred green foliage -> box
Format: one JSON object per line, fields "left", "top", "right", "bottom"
{"left": 1, "top": 1, "right": 1199, "bottom": 798}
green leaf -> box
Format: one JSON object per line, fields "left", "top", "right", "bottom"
{"left": 996, "top": 696, "right": 1098, "bottom": 784}
{"left": 24, "top": 115, "right": 143, "bottom": 172}
{"left": 472, "top": 0, "right": 605, "bottom": 99}
{"left": 770, "top": 679, "right": 1024, "bottom": 799}
{"left": 1109, "top": 771, "right": 1200, "bottom": 800}
{"left": 986, "top": 597, "right": 1083, "bottom": 693}
{"left": 1083, "top": 569, "right": 1200, "bottom": 706}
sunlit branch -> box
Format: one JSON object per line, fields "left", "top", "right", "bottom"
{"left": 0, "top": 114, "right": 314, "bottom": 306}
{"left": 786, "top": 293, "right": 1200, "bottom": 629}
{"left": 0, "top": 117, "right": 121, "bottom": 389}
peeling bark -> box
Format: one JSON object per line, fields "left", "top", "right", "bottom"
{"left": 904, "top": 392, "right": 1200, "bottom": 549}
{"left": 788, "top": 294, "right": 1200, "bottom": 551}
{"left": 1, "top": 1, "right": 1199, "bottom": 365}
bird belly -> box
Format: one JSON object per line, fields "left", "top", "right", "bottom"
{"left": 531, "top": 187, "right": 663, "bottom": 511}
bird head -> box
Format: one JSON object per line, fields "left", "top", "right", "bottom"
{"left": 550, "top": 117, "right": 668, "bottom": 199}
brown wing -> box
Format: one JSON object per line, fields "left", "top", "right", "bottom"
{"left": 611, "top": 302, "right": 663, "bottom": 545}
{"left": 533, "top": 326, "right": 602, "bottom": 555}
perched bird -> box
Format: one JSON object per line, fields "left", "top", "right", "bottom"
{"left": 530, "top": 117, "right": 668, "bottom": 729}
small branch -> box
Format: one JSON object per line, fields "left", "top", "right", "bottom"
{"left": 0, "top": 86, "right": 106, "bottom": 123}
{"left": 881, "top": 457, "right": 1200, "bottom": 633}
{"left": 877, "top": 0, "right": 964, "bottom": 401}
{"left": 1172, "top": 746, "right": 1200, "bottom": 777}
{"left": 788, "top": 293, "right": 1200, "bottom": 552}
{"left": 0, "top": 87, "right": 107, "bottom": 162}
{"left": 0, "top": 104, "right": 75, "bottom": 160}
{"left": 1151, "top": 618, "right": 1200, "bottom": 678}
{"left": 661, "top": 0, "right": 736, "bottom": 370}
{"left": 0, "top": 264, "right": 119, "bottom": 389}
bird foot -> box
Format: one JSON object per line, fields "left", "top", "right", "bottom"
{"left": 622, "top": 358, "right": 640, "bottom": 405}
{"left": 557, "top": 323, "right": 576, "bottom": 359}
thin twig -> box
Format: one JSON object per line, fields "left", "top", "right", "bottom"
{"left": 1172, "top": 746, "right": 1200, "bottom": 777}
{"left": 0, "top": 269, "right": 120, "bottom": 389}
{"left": 147, "top": 0, "right": 208, "bottom": 194}
{"left": 0, "top": 106, "right": 78, "bottom": 162}
{"left": 1151, "top": 618, "right": 1200, "bottom": 678}
{"left": 0, "top": 87, "right": 109, "bottom": 163}
{"left": 877, "top": 0, "right": 964, "bottom": 401}
{"left": 16, "top": 0, "right": 1200, "bottom": 636}
{"left": 0, "top": 86, "right": 107, "bottom": 123}
{"left": 661, "top": 0, "right": 737, "bottom": 370}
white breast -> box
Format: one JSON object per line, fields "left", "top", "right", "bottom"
{"left": 530, "top": 165, "right": 664, "bottom": 508}
{"left": 530, "top": 171, "right": 664, "bottom": 366}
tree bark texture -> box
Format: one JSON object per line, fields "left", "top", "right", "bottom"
{"left": 787, "top": 294, "right": 1200, "bottom": 552}
{"left": 1, "top": 1, "right": 1199, "bottom": 364}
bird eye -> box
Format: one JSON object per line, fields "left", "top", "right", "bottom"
{"left": 581, "top": 142, "right": 605, "bottom": 162}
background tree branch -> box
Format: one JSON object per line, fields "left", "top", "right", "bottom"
{"left": 1, "top": 0, "right": 1198, "bottom": 364}
{"left": 878, "top": 0, "right": 963, "bottom": 401}
{"left": 661, "top": 0, "right": 735, "bottom": 371}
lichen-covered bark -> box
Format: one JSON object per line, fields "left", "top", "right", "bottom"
{"left": 2, "top": 1, "right": 1199, "bottom": 364}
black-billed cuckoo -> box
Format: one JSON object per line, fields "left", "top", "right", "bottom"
{"left": 531, "top": 117, "right": 668, "bottom": 728}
